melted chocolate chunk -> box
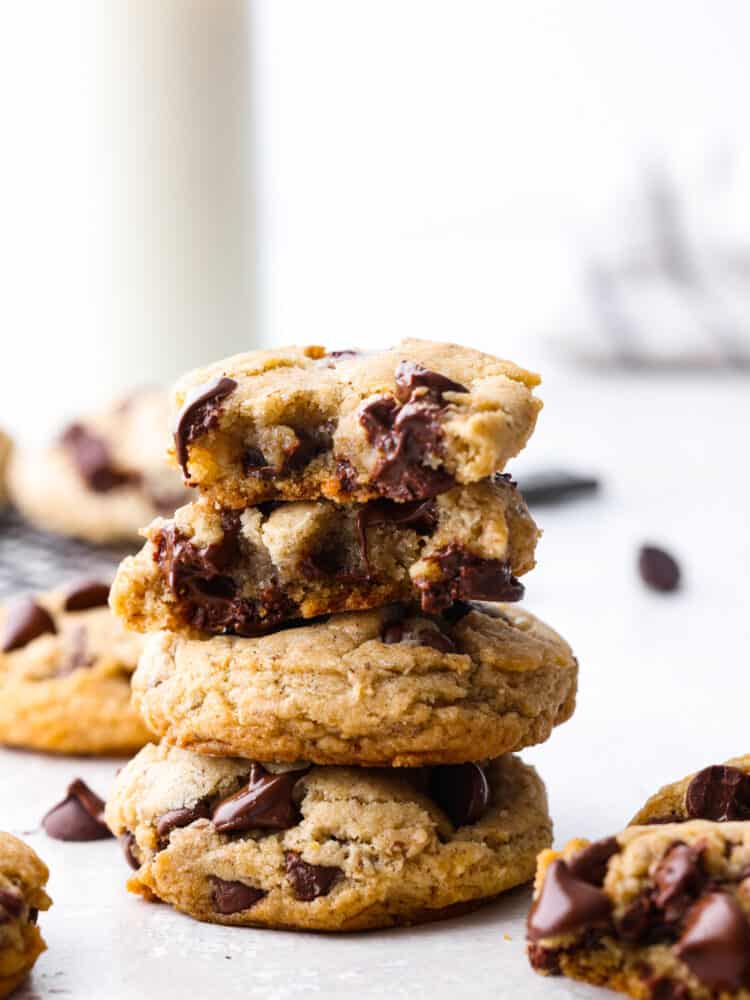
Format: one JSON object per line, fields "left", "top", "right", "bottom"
{"left": 653, "top": 843, "right": 706, "bottom": 922}
{"left": 685, "top": 765, "right": 750, "bottom": 821}
{"left": 639, "top": 545, "right": 681, "bottom": 592}
{"left": 173, "top": 376, "right": 238, "bottom": 476}
{"left": 417, "top": 546, "right": 524, "bottom": 614}
{"left": 440, "top": 601, "right": 473, "bottom": 625}
{"left": 42, "top": 779, "right": 112, "bottom": 841}
{"left": 381, "top": 620, "right": 457, "bottom": 653}
{"left": 284, "top": 424, "right": 334, "bottom": 472}
{"left": 430, "top": 763, "right": 490, "bottom": 827}
{"left": 0, "top": 889, "right": 23, "bottom": 921}
{"left": 617, "top": 895, "right": 669, "bottom": 945}
{"left": 212, "top": 765, "right": 300, "bottom": 832}
{"left": 527, "top": 860, "right": 612, "bottom": 940}
{"left": 63, "top": 579, "right": 111, "bottom": 612}
{"left": 60, "top": 423, "right": 140, "bottom": 492}
{"left": 284, "top": 852, "right": 342, "bottom": 901}
{"left": 156, "top": 800, "right": 211, "bottom": 842}
{"left": 356, "top": 498, "right": 438, "bottom": 571}
{"left": 210, "top": 876, "right": 266, "bottom": 915}
{"left": 335, "top": 459, "right": 360, "bottom": 494}
{"left": 121, "top": 833, "right": 140, "bottom": 870}
{"left": 567, "top": 837, "right": 620, "bottom": 887}
{"left": 2, "top": 599, "right": 57, "bottom": 653}
{"left": 675, "top": 890, "right": 750, "bottom": 991}
{"left": 393, "top": 361, "right": 467, "bottom": 403}
{"left": 242, "top": 447, "right": 275, "bottom": 477}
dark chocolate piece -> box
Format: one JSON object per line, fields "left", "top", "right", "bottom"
{"left": 156, "top": 800, "right": 212, "bottom": 841}
{"left": 210, "top": 876, "right": 266, "bottom": 915}
{"left": 685, "top": 765, "right": 750, "bottom": 822}
{"left": 212, "top": 765, "right": 300, "bottom": 832}
{"left": 0, "top": 889, "right": 23, "bottom": 922}
{"left": 517, "top": 470, "right": 599, "bottom": 506}
{"left": 393, "top": 361, "right": 467, "bottom": 403}
{"left": 527, "top": 860, "right": 612, "bottom": 940}
{"left": 675, "top": 890, "right": 750, "bottom": 991}
{"left": 284, "top": 851, "right": 342, "bottom": 901}
{"left": 173, "top": 376, "right": 238, "bottom": 475}
{"left": 60, "top": 423, "right": 139, "bottom": 492}
{"left": 121, "top": 833, "right": 140, "bottom": 870}
{"left": 42, "top": 779, "right": 112, "bottom": 841}
{"left": 2, "top": 598, "right": 57, "bottom": 653}
{"left": 416, "top": 546, "right": 524, "bottom": 614}
{"left": 639, "top": 545, "right": 681, "bottom": 592}
{"left": 567, "top": 837, "right": 620, "bottom": 887}
{"left": 63, "top": 579, "right": 110, "bottom": 612}
{"left": 430, "top": 763, "right": 489, "bottom": 827}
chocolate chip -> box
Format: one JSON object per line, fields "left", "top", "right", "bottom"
{"left": 2, "top": 598, "right": 57, "bottom": 653}
{"left": 517, "top": 470, "right": 600, "bottom": 507}
{"left": 440, "top": 601, "right": 473, "bottom": 625}
{"left": 63, "top": 579, "right": 111, "bottom": 612}
{"left": 417, "top": 546, "right": 524, "bottom": 614}
{"left": 675, "top": 890, "right": 750, "bottom": 991}
{"left": 156, "top": 800, "right": 211, "bottom": 841}
{"left": 647, "top": 979, "right": 691, "bottom": 1000}
{"left": 653, "top": 843, "right": 706, "bottom": 922}
{"left": 60, "top": 423, "right": 140, "bottom": 492}
{"left": 567, "top": 837, "right": 620, "bottom": 887}
{"left": 210, "top": 876, "right": 266, "bottom": 915}
{"left": 356, "top": 498, "right": 438, "bottom": 571}
{"left": 42, "top": 779, "right": 112, "bottom": 841}
{"left": 173, "top": 376, "right": 238, "bottom": 476}
{"left": 0, "top": 889, "right": 23, "bottom": 922}
{"left": 639, "top": 545, "right": 681, "bottom": 592}
{"left": 526, "top": 942, "right": 562, "bottom": 975}
{"left": 121, "top": 833, "right": 140, "bottom": 870}
{"left": 381, "top": 619, "right": 457, "bottom": 653}
{"left": 685, "top": 765, "right": 750, "bottom": 821}
{"left": 430, "top": 763, "right": 490, "bottom": 827}
{"left": 284, "top": 851, "right": 342, "bottom": 901}
{"left": 28, "top": 908, "right": 38, "bottom": 925}
{"left": 284, "top": 425, "right": 333, "bottom": 472}
{"left": 212, "top": 765, "right": 300, "bottom": 832}
{"left": 617, "top": 895, "right": 668, "bottom": 945}
{"left": 242, "top": 447, "right": 274, "bottom": 477}
{"left": 527, "top": 860, "right": 612, "bottom": 940}
{"left": 393, "top": 361, "right": 467, "bottom": 403}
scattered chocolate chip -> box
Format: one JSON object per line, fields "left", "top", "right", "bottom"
{"left": 284, "top": 851, "right": 342, "bottom": 901}
{"left": 567, "top": 837, "right": 620, "bottom": 887}
{"left": 647, "top": 978, "right": 691, "bottom": 1000}
{"left": 527, "top": 860, "right": 612, "bottom": 940}
{"left": 62, "top": 579, "right": 111, "bottom": 612}
{"left": 417, "top": 546, "right": 524, "bottom": 614}
{"left": 60, "top": 423, "right": 140, "bottom": 492}
{"left": 210, "top": 876, "right": 266, "bottom": 915}
{"left": 121, "top": 833, "right": 140, "bottom": 870}
{"left": 212, "top": 765, "right": 300, "bottom": 832}
{"left": 156, "top": 801, "right": 211, "bottom": 842}
{"left": 675, "top": 890, "right": 750, "bottom": 991}
{"left": 685, "top": 765, "right": 750, "bottom": 821}
{"left": 0, "top": 888, "right": 23, "bottom": 922}
{"left": 430, "top": 763, "right": 490, "bottom": 827}
{"left": 653, "top": 843, "right": 706, "bottom": 922}
{"left": 639, "top": 545, "right": 681, "bottom": 592}
{"left": 356, "top": 498, "right": 438, "bottom": 571}
{"left": 2, "top": 599, "right": 57, "bottom": 653}
{"left": 517, "top": 470, "right": 600, "bottom": 507}
{"left": 42, "top": 779, "right": 112, "bottom": 841}
{"left": 393, "top": 361, "right": 467, "bottom": 403}
{"left": 173, "top": 376, "right": 238, "bottom": 476}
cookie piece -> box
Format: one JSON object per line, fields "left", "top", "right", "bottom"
{"left": 168, "top": 340, "right": 541, "bottom": 506}
{"left": 527, "top": 821, "right": 750, "bottom": 998}
{"left": 0, "top": 583, "right": 151, "bottom": 754}
{"left": 106, "top": 744, "right": 550, "bottom": 931}
{"left": 132, "top": 602, "right": 577, "bottom": 766}
{"left": 632, "top": 756, "right": 750, "bottom": 825}
{"left": 111, "top": 477, "right": 538, "bottom": 636}
{"left": 0, "top": 833, "right": 51, "bottom": 999}
{"left": 9, "top": 390, "right": 190, "bottom": 543}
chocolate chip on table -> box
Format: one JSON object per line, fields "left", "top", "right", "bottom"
{"left": 417, "top": 547, "right": 524, "bottom": 614}
{"left": 2, "top": 598, "right": 57, "bottom": 653}
{"left": 156, "top": 801, "right": 212, "bottom": 842}
{"left": 212, "top": 765, "right": 301, "bottom": 832}
{"left": 430, "top": 762, "right": 490, "bottom": 827}
{"left": 638, "top": 545, "right": 681, "bottom": 592}
{"left": 516, "top": 470, "right": 600, "bottom": 507}
{"left": 284, "top": 852, "right": 342, "bottom": 901}
{"left": 527, "top": 859, "right": 612, "bottom": 940}
{"left": 173, "top": 376, "right": 238, "bottom": 476}
{"left": 42, "top": 779, "right": 112, "bottom": 841}
{"left": 674, "top": 890, "right": 750, "bottom": 991}
{"left": 60, "top": 423, "right": 140, "bottom": 492}
{"left": 685, "top": 765, "right": 750, "bottom": 821}
{"left": 567, "top": 837, "right": 620, "bottom": 887}
{"left": 0, "top": 888, "right": 23, "bottom": 922}
{"left": 210, "top": 877, "right": 266, "bottom": 915}
{"left": 63, "top": 579, "right": 111, "bottom": 612}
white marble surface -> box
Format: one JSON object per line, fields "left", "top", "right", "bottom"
{"left": 2, "top": 367, "right": 749, "bottom": 999}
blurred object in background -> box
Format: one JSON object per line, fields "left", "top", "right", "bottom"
{"left": 1, "top": 0, "right": 256, "bottom": 442}
{"left": 563, "top": 153, "right": 750, "bottom": 369}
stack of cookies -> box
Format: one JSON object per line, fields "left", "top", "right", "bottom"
{"left": 105, "top": 339, "right": 579, "bottom": 931}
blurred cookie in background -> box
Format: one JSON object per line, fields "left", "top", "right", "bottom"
{"left": 8, "top": 390, "right": 191, "bottom": 544}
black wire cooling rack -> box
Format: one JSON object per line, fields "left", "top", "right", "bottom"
{"left": 0, "top": 507, "right": 134, "bottom": 599}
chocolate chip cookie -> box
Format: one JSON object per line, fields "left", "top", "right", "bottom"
{"left": 0, "top": 581, "right": 151, "bottom": 754}
{"left": 168, "top": 340, "right": 541, "bottom": 507}
{"left": 9, "top": 390, "right": 190, "bottom": 543}
{"left": 528, "top": 821, "right": 750, "bottom": 998}
{"left": 106, "top": 744, "right": 550, "bottom": 931}
{"left": 110, "top": 476, "right": 538, "bottom": 636}
{"left": 0, "top": 833, "right": 51, "bottom": 999}
{"left": 131, "top": 601, "right": 577, "bottom": 766}
{"left": 632, "top": 756, "right": 750, "bottom": 825}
